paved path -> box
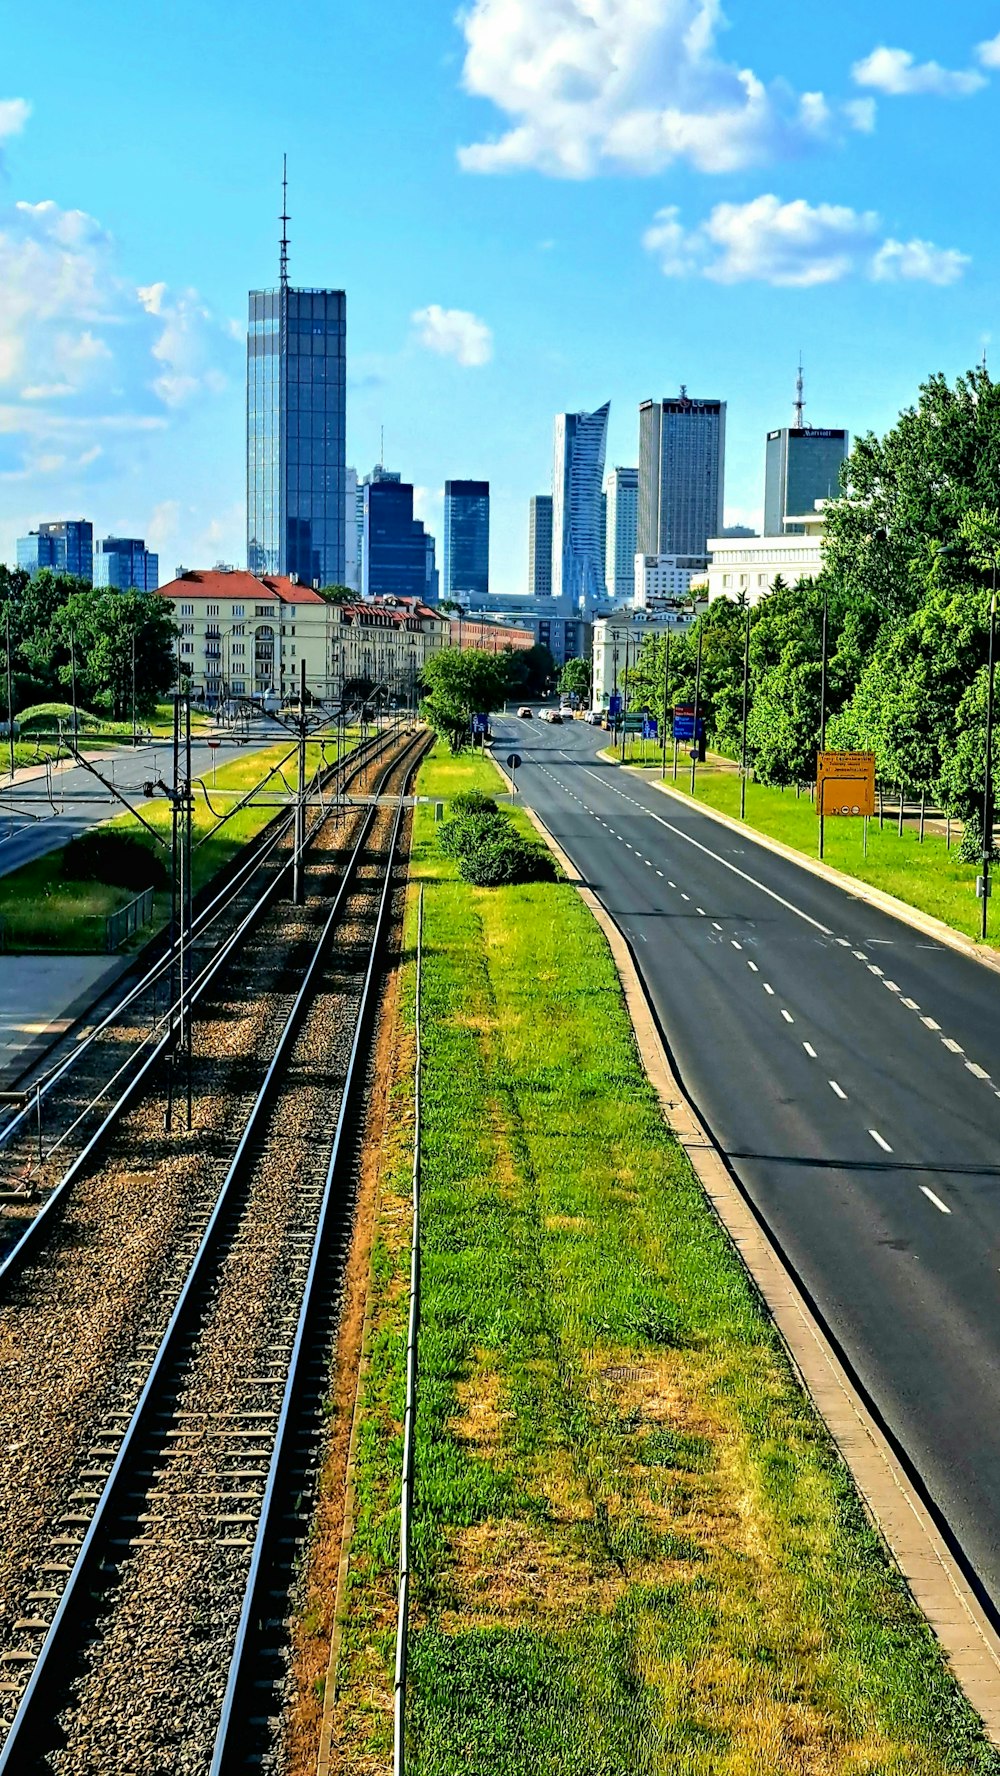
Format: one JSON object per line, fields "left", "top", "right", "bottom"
{"left": 0, "top": 724, "right": 294, "bottom": 879}
{"left": 493, "top": 709, "right": 1000, "bottom": 1612}
{"left": 0, "top": 955, "right": 129, "bottom": 1084}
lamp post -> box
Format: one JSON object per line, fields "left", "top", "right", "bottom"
{"left": 660, "top": 626, "right": 670, "bottom": 781}
{"left": 982, "top": 567, "right": 997, "bottom": 941}
{"left": 739, "top": 595, "right": 751, "bottom": 821}
{"left": 5, "top": 606, "right": 14, "bottom": 781}
{"left": 690, "top": 625, "right": 704, "bottom": 796}
{"left": 818, "top": 582, "right": 829, "bottom": 860}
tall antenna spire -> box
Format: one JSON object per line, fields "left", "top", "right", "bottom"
{"left": 793, "top": 355, "right": 806, "bottom": 429}
{"left": 279, "top": 154, "right": 290, "bottom": 291}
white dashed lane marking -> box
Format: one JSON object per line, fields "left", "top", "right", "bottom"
{"left": 869, "top": 1129, "right": 893, "bottom": 1153}
{"left": 920, "top": 1186, "right": 952, "bottom": 1216}
{"left": 830, "top": 1080, "right": 848, "bottom": 1100}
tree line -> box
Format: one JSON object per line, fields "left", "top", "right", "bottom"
{"left": 1, "top": 566, "right": 177, "bottom": 725}
{"left": 625, "top": 366, "right": 1000, "bottom": 860}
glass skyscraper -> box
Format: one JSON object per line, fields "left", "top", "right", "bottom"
{"left": 603, "top": 468, "right": 638, "bottom": 603}
{"left": 93, "top": 536, "right": 158, "bottom": 590}
{"left": 552, "top": 402, "right": 610, "bottom": 607}
{"left": 362, "top": 480, "right": 435, "bottom": 601}
{"left": 247, "top": 283, "right": 346, "bottom": 586}
{"left": 16, "top": 519, "right": 93, "bottom": 582}
{"left": 443, "top": 480, "right": 489, "bottom": 601}
{"left": 764, "top": 428, "right": 848, "bottom": 535}
{"left": 528, "top": 495, "right": 553, "bottom": 598}
{"left": 638, "top": 394, "right": 726, "bottom": 561}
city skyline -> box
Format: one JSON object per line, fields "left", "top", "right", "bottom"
{"left": 3, "top": 0, "right": 998, "bottom": 595}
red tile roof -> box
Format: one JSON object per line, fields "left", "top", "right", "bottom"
{"left": 158, "top": 570, "right": 326, "bottom": 605}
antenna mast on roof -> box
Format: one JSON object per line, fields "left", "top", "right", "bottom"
{"left": 793, "top": 355, "right": 806, "bottom": 429}
{"left": 280, "top": 154, "right": 290, "bottom": 291}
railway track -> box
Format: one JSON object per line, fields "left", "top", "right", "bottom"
{"left": 0, "top": 722, "right": 403, "bottom": 1224}
{"left": 0, "top": 729, "right": 427, "bottom": 1772}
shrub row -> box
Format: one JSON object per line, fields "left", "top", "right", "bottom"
{"left": 438, "top": 790, "right": 557, "bottom": 887}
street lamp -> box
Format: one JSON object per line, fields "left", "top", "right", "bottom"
{"left": 981, "top": 569, "right": 997, "bottom": 941}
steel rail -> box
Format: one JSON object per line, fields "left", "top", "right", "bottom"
{"left": 211, "top": 791, "right": 410, "bottom": 1773}
{"left": 0, "top": 728, "right": 423, "bottom": 1287}
{"left": 0, "top": 784, "right": 396, "bottom": 1772}
{"left": 0, "top": 724, "right": 391, "bottom": 1152}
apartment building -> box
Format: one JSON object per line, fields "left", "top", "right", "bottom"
{"left": 159, "top": 569, "right": 448, "bottom": 705}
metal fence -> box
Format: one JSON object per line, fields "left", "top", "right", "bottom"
{"left": 394, "top": 885, "right": 423, "bottom": 1775}
{"left": 106, "top": 886, "right": 154, "bottom": 954}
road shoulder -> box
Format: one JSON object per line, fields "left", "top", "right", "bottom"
{"left": 518, "top": 784, "right": 1000, "bottom": 1746}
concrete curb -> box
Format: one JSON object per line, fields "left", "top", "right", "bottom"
{"left": 601, "top": 748, "right": 1000, "bottom": 977}
{"left": 518, "top": 789, "right": 1000, "bottom": 1746}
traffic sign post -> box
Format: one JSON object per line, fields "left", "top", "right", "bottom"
{"left": 208, "top": 737, "right": 221, "bottom": 786}
{"left": 506, "top": 751, "right": 522, "bottom": 798}
{"left": 817, "top": 750, "right": 876, "bottom": 859}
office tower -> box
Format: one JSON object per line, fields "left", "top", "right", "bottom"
{"left": 764, "top": 430, "right": 848, "bottom": 534}
{"left": 424, "top": 531, "right": 439, "bottom": 604}
{"left": 16, "top": 520, "right": 93, "bottom": 582}
{"left": 599, "top": 492, "right": 607, "bottom": 593}
{"left": 604, "top": 468, "right": 638, "bottom": 603}
{"left": 344, "top": 468, "right": 359, "bottom": 590}
{"left": 362, "top": 480, "right": 434, "bottom": 600}
{"left": 638, "top": 392, "right": 726, "bottom": 561}
{"left": 552, "top": 402, "right": 610, "bottom": 606}
{"left": 528, "top": 495, "right": 553, "bottom": 598}
{"left": 93, "top": 537, "right": 159, "bottom": 590}
{"left": 443, "top": 480, "right": 489, "bottom": 602}
{"left": 247, "top": 166, "right": 346, "bottom": 586}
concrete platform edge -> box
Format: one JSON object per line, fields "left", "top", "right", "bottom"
{"left": 602, "top": 749, "right": 1000, "bottom": 977}
{"left": 516, "top": 782, "right": 1000, "bottom": 1745}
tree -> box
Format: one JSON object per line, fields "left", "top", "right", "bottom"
{"left": 54, "top": 590, "right": 177, "bottom": 721}
{"left": 419, "top": 647, "right": 511, "bottom": 751}
{"left": 503, "top": 643, "right": 554, "bottom": 700}
{"left": 558, "top": 657, "right": 591, "bottom": 702}
{"left": 824, "top": 366, "right": 1000, "bottom": 620}
{"left": 317, "top": 584, "right": 356, "bottom": 605}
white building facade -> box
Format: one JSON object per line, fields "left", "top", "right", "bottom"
{"left": 591, "top": 610, "right": 696, "bottom": 711}
{"left": 604, "top": 467, "right": 638, "bottom": 603}
{"left": 706, "top": 512, "right": 825, "bottom": 606}
{"left": 634, "top": 553, "right": 706, "bottom": 608}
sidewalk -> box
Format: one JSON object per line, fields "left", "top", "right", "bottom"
{"left": 0, "top": 955, "right": 130, "bottom": 1085}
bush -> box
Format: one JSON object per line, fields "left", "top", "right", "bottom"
{"left": 62, "top": 829, "right": 168, "bottom": 892}
{"left": 439, "top": 802, "right": 558, "bottom": 886}
{"left": 17, "top": 703, "right": 96, "bottom": 734}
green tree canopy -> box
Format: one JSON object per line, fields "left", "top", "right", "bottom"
{"left": 558, "top": 657, "right": 591, "bottom": 701}
{"left": 420, "top": 647, "right": 511, "bottom": 751}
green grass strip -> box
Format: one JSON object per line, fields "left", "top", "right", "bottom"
{"left": 397, "top": 739, "right": 999, "bottom": 1775}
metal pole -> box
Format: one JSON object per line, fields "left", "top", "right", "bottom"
{"left": 184, "top": 694, "right": 193, "bottom": 1130}
{"left": 982, "top": 573, "right": 997, "bottom": 942}
{"left": 621, "top": 631, "right": 630, "bottom": 762}
{"left": 818, "top": 584, "right": 828, "bottom": 860}
{"left": 740, "top": 597, "right": 751, "bottom": 821}
{"left": 70, "top": 629, "right": 79, "bottom": 751}
{"left": 5, "top": 607, "right": 14, "bottom": 781}
{"left": 690, "top": 626, "right": 704, "bottom": 797}
{"left": 132, "top": 627, "right": 137, "bottom": 744}
{"left": 294, "top": 658, "right": 307, "bottom": 906}
{"left": 660, "top": 629, "right": 670, "bottom": 780}
{"left": 164, "top": 694, "right": 180, "bottom": 1134}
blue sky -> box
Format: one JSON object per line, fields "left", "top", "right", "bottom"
{"left": 2, "top": 0, "right": 1000, "bottom": 595}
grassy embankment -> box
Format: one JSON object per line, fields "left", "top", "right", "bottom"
{"left": 613, "top": 744, "right": 991, "bottom": 947}
{"left": 330, "top": 737, "right": 998, "bottom": 1775}
{"left": 0, "top": 733, "right": 356, "bottom": 952}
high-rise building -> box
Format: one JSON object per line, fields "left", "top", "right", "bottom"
{"left": 247, "top": 170, "right": 346, "bottom": 586}
{"left": 16, "top": 520, "right": 93, "bottom": 582}
{"left": 443, "top": 480, "right": 489, "bottom": 602}
{"left": 604, "top": 468, "right": 638, "bottom": 604}
{"left": 763, "top": 430, "right": 848, "bottom": 536}
{"left": 638, "top": 392, "right": 726, "bottom": 562}
{"left": 361, "top": 479, "right": 435, "bottom": 601}
{"left": 93, "top": 537, "right": 159, "bottom": 590}
{"left": 424, "top": 531, "right": 440, "bottom": 604}
{"left": 528, "top": 495, "right": 553, "bottom": 598}
{"left": 344, "top": 467, "right": 359, "bottom": 591}
{"left": 552, "top": 402, "right": 610, "bottom": 606}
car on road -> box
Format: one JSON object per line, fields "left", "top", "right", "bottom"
{"left": 548, "top": 711, "right": 564, "bottom": 724}
{"left": 517, "top": 706, "right": 533, "bottom": 718}
{"left": 585, "top": 710, "right": 603, "bottom": 724}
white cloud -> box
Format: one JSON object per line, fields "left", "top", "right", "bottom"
{"left": 852, "top": 46, "right": 985, "bottom": 97}
{"left": 977, "top": 33, "right": 1000, "bottom": 68}
{"left": 0, "top": 99, "right": 29, "bottom": 146}
{"left": 643, "top": 195, "right": 970, "bottom": 287}
{"left": 411, "top": 304, "right": 493, "bottom": 367}
{"left": 456, "top": 0, "right": 857, "bottom": 178}
{"left": 0, "top": 192, "right": 236, "bottom": 492}
{"left": 844, "top": 97, "right": 877, "bottom": 132}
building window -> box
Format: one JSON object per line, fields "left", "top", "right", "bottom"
{"left": 180, "top": 603, "right": 194, "bottom": 616}
{"left": 181, "top": 642, "right": 193, "bottom": 656}
{"left": 255, "top": 604, "right": 272, "bottom": 616}
{"left": 181, "top": 622, "right": 194, "bottom": 635}
{"left": 231, "top": 624, "right": 245, "bottom": 636}
{"left": 231, "top": 605, "right": 245, "bottom": 617}
{"left": 207, "top": 603, "right": 219, "bottom": 616}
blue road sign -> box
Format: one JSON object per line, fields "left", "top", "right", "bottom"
{"left": 471, "top": 712, "right": 489, "bottom": 735}
{"left": 642, "top": 716, "right": 659, "bottom": 740}
{"left": 672, "top": 708, "right": 705, "bottom": 742}
{"left": 608, "top": 692, "right": 623, "bottom": 718}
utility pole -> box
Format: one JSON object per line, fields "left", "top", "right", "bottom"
{"left": 660, "top": 627, "right": 670, "bottom": 780}
{"left": 70, "top": 629, "right": 79, "bottom": 750}
{"left": 132, "top": 627, "right": 138, "bottom": 745}
{"left": 690, "top": 625, "right": 704, "bottom": 797}
{"left": 740, "top": 596, "right": 751, "bottom": 820}
{"left": 620, "top": 630, "right": 630, "bottom": 762}
{"left": 5, "top": 606, "right": 13, "bottom": 781}
{"left": 184, "top": 694, "right": 193, "bottom": 1129}
{"left": 165, "top": 693, "right": 180, "bottom": 1134}
{"left": 294, "top": 658, "right": 307, "bottom": 906}
{"left": 818, "top": 584, "right": 829, "bottom": 860}
{"left": 982, "top": 569, "right": 997, "bottom": 942}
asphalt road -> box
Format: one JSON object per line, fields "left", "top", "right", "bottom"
{"left": 494, "top": 710, "right": 1000, "bottom": 1610}
{"left": 0, "top": 724, "right": 298, "bottom": 878}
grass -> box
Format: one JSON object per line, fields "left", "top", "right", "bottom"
{"left": 333, "top": 737, "right": 1000, "bottom": 1775}
{"left": 0, "top": 733, "right": 358, "bottom": 953}
{"left": 616, "top": 749, "right": 993, "bottom": 947}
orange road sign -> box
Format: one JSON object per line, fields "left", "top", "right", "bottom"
{"left": 817, "top": 750, "right": 876, "bottom": 817}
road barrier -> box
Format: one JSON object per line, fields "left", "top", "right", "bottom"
{"left": 393, "top": 885, "right": 423, "bottom": 1775}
